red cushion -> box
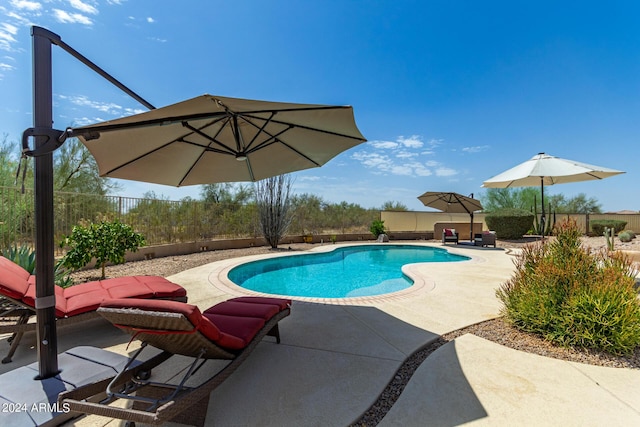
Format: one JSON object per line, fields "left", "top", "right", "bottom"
{"left": 229, "top": 297, "right": 291, "bottom": 311}
{"left": 135, "top": 276, "right": 187, "bottom": 298}
{"left": 444, "top": 229, "right": 453, "bottom": 236}
{"left": 101, "top": 276, "right": 186, "bottom": 299}
{"left": 0, "top": 256, "right": 32, "bottom": 299}
{"left": 100, "top": 298, "right": 224, "bottom": 344}
{"left": 64, "top": 289, "right": 112, "bottom": 317}
{"left": 202, "top": 313, "right": 265, "bottom": 350}
{"left": 22, "top": 281, "right": 67, "bottom": 317}
{"left": 204, "top": 301, "right": 280, "bottom": 320}
{"left": 63, "top": 281, "right": 103, "bottom": 298}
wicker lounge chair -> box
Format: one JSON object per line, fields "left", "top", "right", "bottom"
{"left": 59, "top": 296, "right": 291, "bottom": 426}
{"left": 0, "top": 255, "right": 187, "bottom": 363}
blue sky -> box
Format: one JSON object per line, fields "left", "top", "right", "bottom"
{"left": 1, "top": 0, "right": 637, "bottom": 212}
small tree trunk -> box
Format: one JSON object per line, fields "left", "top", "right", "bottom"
{"left": 255, "top": 175, "right": 293, "bottom": 249}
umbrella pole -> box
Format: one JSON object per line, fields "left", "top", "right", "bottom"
{"left": 32, "top": 27, "right": 59, "bottom": 379}
{"left": 540, "top": 177, "right": 546, "bottom": 239}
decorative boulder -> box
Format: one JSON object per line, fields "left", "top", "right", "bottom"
{"left": 376, "top": 234, "right": 389, "bottom": 243}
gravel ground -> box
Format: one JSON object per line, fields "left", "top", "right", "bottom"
{"left": 70, "top": 237, "right": 640, "bottom": 426}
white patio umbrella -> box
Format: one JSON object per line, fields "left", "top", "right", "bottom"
{"left": 69, "top": 94, "right": 367, "bottom": 185}
{"left": 482, "top": 152, "right": 624, "bottom": 235}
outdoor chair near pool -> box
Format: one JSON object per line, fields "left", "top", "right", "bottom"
{"left": 442, "top": 228, "right": 459, "bottom": 245}
{"left": 59, "top": 296, "right": 291, "bottom": 426}
{"left": 0, "top": 255, "right": 187, "bottom": 363}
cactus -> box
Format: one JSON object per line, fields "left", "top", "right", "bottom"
{"left": 604, "top": 227, "right": 614, "bottom": 251}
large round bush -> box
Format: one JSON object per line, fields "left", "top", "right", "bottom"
{"left": 485, "top": 208, "right": 534, "bottom": 240}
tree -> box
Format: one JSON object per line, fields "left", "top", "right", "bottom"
{"left": 481, "top": 188, "right": 602, "bottom": 214}
{"left": 381, "top": 201, "right": 408, "bottom": 211}
{"left": 60, "top": 219, "right": 146, "bottom": 279}
{"left": 54, "top": 138, "right": 120, "bottom": 194}
{"left": 255, "top": 175, "right": 293, "bottom": 248}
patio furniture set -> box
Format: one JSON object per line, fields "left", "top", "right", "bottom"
{"left": 0, "top": 255, "right": 291, "bottom": 426}
{"left": 441, "top": 228, "right": 497, "bottom": 247}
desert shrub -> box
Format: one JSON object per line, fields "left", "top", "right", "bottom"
{"left": 497, "top": 219, "right": 640, "bottom": 355}
{"left": 485, "top": 208, "right": 534, "bottom": 239}
{"left": 618, "top": 231, "right": 634, "bottom": 242}
{"left": 590, "top": 220, "right": 627, "bottom": 236}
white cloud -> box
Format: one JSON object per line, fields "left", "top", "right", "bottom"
{"left": 146, "top": 17, "right": 154, "bottom": 23}
{"left": 69, "top": 0, "right": 98, "bottom": 15}
{"left": 9, "top": 0, "right": 42, "bottom": 12}
{"left": 371, "top": 140, "right": 398, "bottom": 149}
{"left": 59, "top": 94, "right": 123, "bottom": 115}
{"left": 397, "top": 135, "right": 423, "bottom": 148}
{"left": 52, "top": 9, "right": 93, "bottom": 25}
{"left": 435, "top": 167, "right": 458, "bottom": 177}
{"left": 0, "top": 62, "right": 15, "bottom": 71}
{"left": 462, "top": 145, "right": 489, "bottom": 153}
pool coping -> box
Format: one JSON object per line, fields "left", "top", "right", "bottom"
{"left": 210, "top": 242, "right": 488, "bottom": 305}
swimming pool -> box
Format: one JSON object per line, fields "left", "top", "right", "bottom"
{"left": 227, "top": 244, "right": 469, "bottom": 298}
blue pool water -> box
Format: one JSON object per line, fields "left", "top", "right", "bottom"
{"left": 228, "top": 244, "right": 469, "bottom": 298}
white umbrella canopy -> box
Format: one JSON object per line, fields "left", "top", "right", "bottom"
{"left": 70, "top": 94, "right": 367, "bottom": 185}
{"left": 482, "top": 152, "right": 624, "bottom": 188}
{"left": 482, "top": 152, "right": 624, "bottom": 235}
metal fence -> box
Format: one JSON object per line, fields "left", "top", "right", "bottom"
{"left": 0, "top": 186, "right": 261, "bottom": 255}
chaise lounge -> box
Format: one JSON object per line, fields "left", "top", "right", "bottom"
{"left": 59, "top": 296, "right": 291, "bottom": 426}
{"left": 0, "top": 255, "right": 187, "bottom": 363}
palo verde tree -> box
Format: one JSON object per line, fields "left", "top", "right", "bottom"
{"left": 255, "top": 174, "right": 293, "bottom": 248}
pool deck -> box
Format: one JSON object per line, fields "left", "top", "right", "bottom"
{"left": 2, "top": 241, "right": 640, "bottom": 426}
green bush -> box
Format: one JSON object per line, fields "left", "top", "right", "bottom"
{"left": 485, "top": 208, "right": 534, "bottom": 239}
{"left": 60, "top": 219, "right": 146, "bottom": 279}
{"left": 497, "top": 220, "right": 640, "bottom": 355}
{"left": 590, "top": 220, "right": 627, "bottom": 236}
{"left": 618, "top": 231, "right": 634, "bottom": 242}
{"left": 369, "top": 219, "right": 386, "bottom": 237}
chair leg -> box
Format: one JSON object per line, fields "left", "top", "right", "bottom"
{"left": 267, "top": 323, "right": 281, "bottom": 343}
{"left": 2, "top": 313, "right": 30, "bottom": 363}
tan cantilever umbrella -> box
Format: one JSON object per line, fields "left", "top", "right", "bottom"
{"left": 70, "top": 94, "right": 366, "bottom": 185}
{"left": 418, "top": 191, "right": 483, "bottom": 241}
{"left": 482, "top": 152, "right": 624, "bottom": 235}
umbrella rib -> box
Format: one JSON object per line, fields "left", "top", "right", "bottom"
{"left": 182, "top": 121, "right": 237, "bottom": 155}
{"left": 242, "top": 112, "right": 366, "bottom": 141}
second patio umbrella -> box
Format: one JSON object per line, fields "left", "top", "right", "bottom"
{"left": 482, "top": 152, "right": 624, "bottom": 235}
{"left": 418, "top": 191, "right": 483, "bottom": 240}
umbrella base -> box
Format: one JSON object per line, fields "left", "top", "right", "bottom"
{"left": 0, "top": 346, "right": 135, "bottom": 426}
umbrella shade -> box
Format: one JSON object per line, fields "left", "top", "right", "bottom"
{"left": 71, "top": 94, "right": 367, "bottom": 185}
{"left": 417, "top": 191, "right": 483, "bottom": 214}
{"left": 482, "top": 152, "right": 624, "bottom": 237}
{"left": 481, "top": 153, "right": 624, "bottom": 188}
{"left": 418, "top": 192, "right": 483, "bottom": 241}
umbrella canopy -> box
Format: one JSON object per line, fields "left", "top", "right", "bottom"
{"left": 418, "top": 192, "right": 483, "bottom": 240}
{"left": 70, "top": 94, "right": 367, "bottom": 185}
{"left": 482, "top": 152, "right": 624, "bottom": 235}
{"left": 481, "top": 152, "right": 624, "bottom": 188}
{"left": 418, "top": 191, "right": 483, "bottom": 214}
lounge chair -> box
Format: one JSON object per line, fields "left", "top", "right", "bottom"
{"left": 0, "top": 255, "right": 187, "bottom": 363}
{"left": 60, "top": 296, "right": 291, "bottom": 426}
{"left": 442, "top": 228, "right": 459, "bottom": 245}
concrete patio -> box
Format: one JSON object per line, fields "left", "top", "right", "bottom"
{"left": 2, "top": 242, "right": 639, "bottom": 426}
